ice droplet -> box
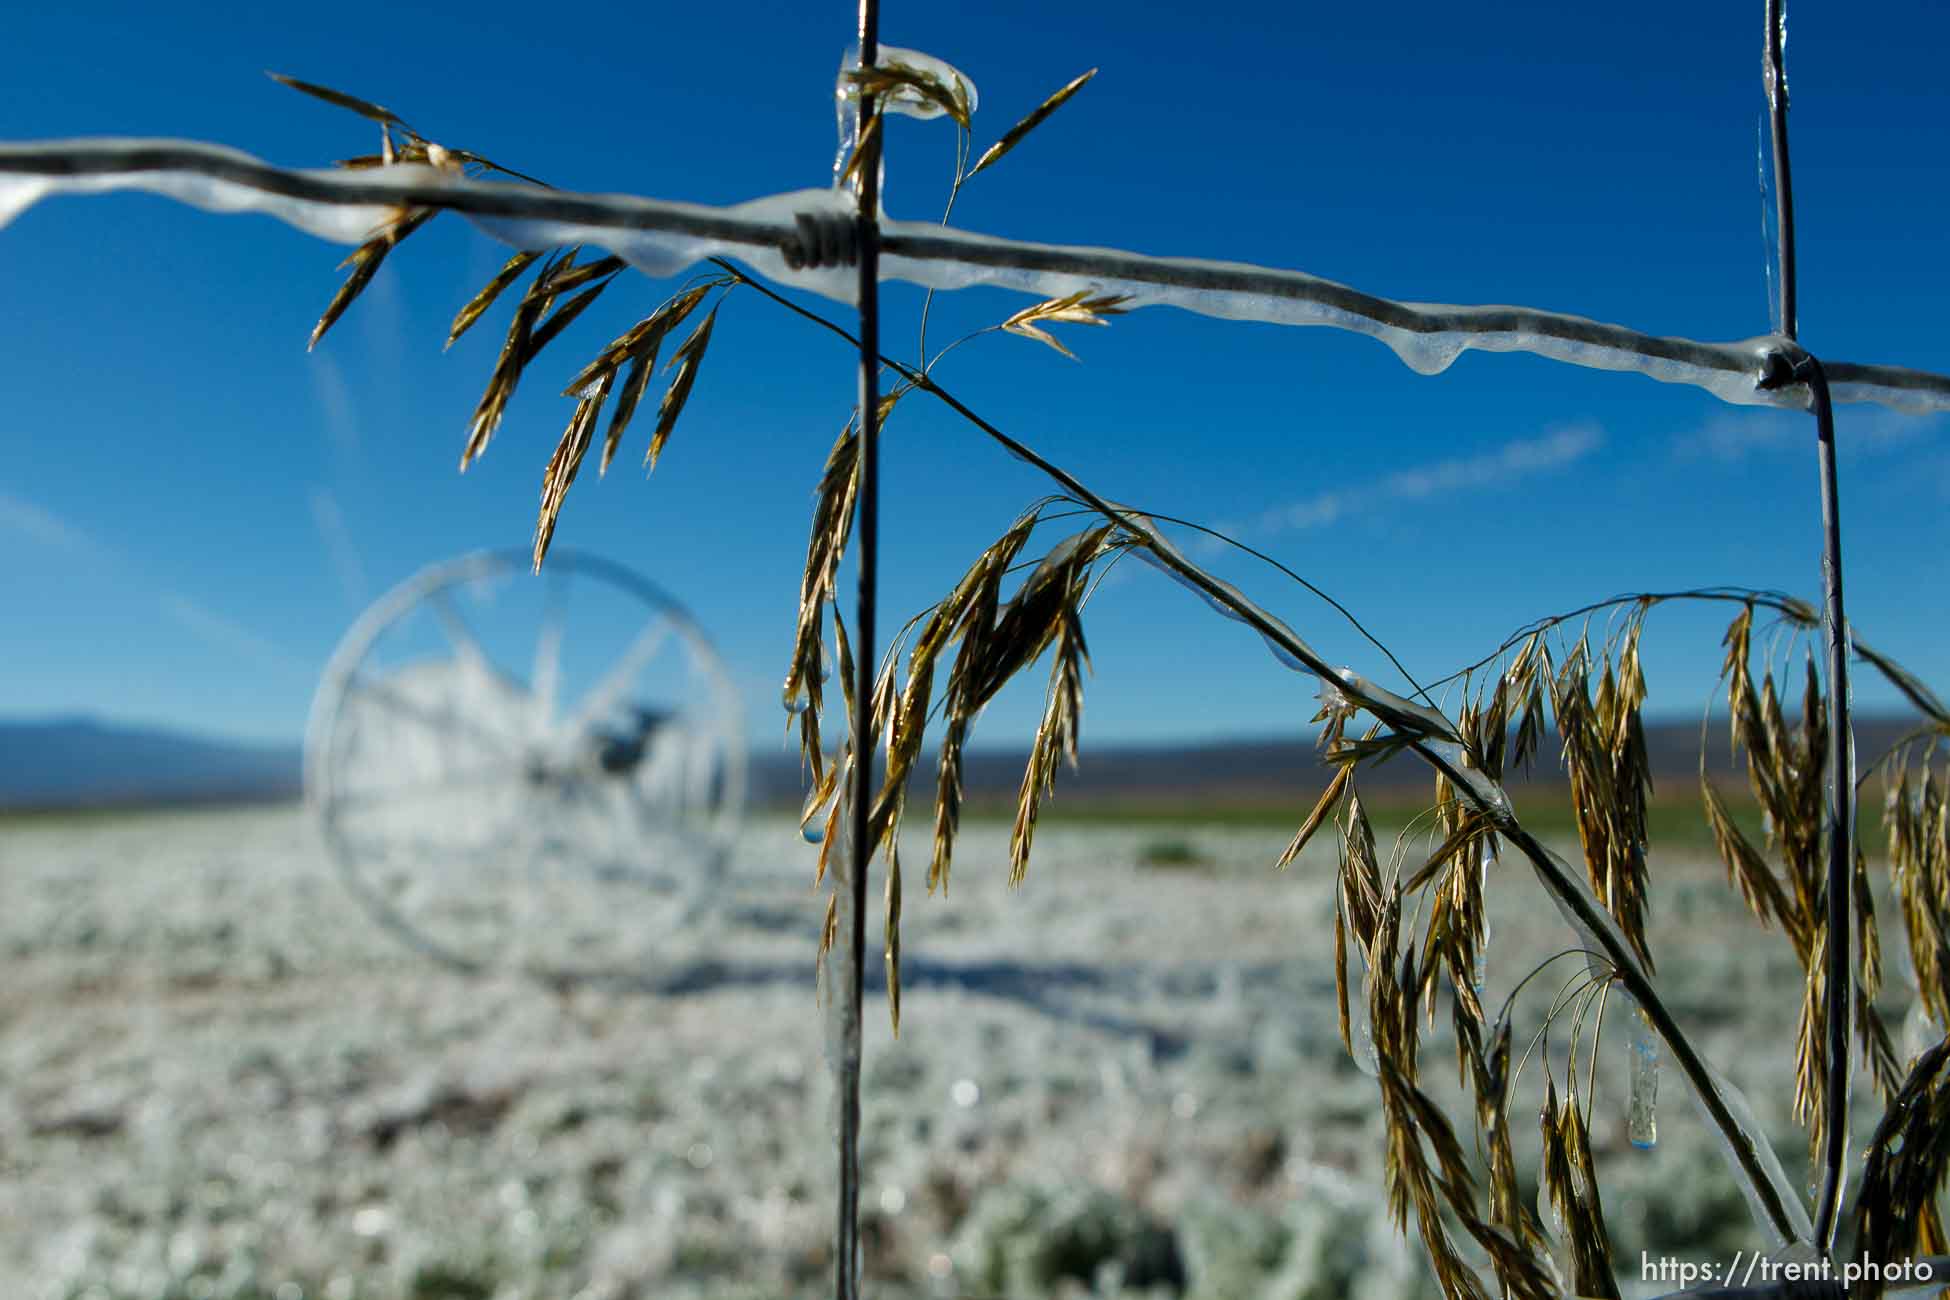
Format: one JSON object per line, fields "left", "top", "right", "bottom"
{"left": 801, "top": 823, "right": 826, "bottom": 845}
{"left": 781, "top": 665, "right": 832, "bottom": 716}
{"left": 0, "top": 174, "right": 51, "bottom": 229}
{"left": 833, "top": 44, "right": 978, "bottom": 192}
{"left": 1627, "top": 1003, "right": 1660, "bottom": 1150}
{"left": 1901, "top": 1000, "right": 1941, "bottom": 1065}
{"left": 835, "top": 44, "right": 979, "bottom": 123}
{"left": 1536, "top": 1162, "right": 1572, "bottom": 1283}
{"left": 1758, "top": 110, "right": 1782, "bottom": 336}
{"left": 1351, "top": 1026, "right": 1379, "bottom": 1078}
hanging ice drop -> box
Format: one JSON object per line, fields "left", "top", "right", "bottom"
{"left": 1536, "top": 1157, "right": 1573, "bottom": 1283}
{"left": 1627, "top": 1004, "right": 1660, "bottom": 1149}
{"left": 1901, "top": 999, "right": 1941, "bottom": 1066}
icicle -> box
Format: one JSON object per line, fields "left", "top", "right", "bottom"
{"left": 1626, "top": 1000, "right": 1660, "bottom": 1149}
{"left": 1902, "top": 999, "right": 1941, "bottom": 1066}
{"left": 832, "top": 49, "right": 860, "bottom": 190}
{"left": 833, "top": 44, "right": 977, "bottom": 197}
{"left": 1758, "top": 110, "right": 1782, "bottom": 336}
{"left": 0, "top": 174, "right": 50, "bottom": 229}
{"left": 833, "top": 44, "right": 979, "bottom": 125}
{"left": 1525, "top": 838, "right": 1812, "bottom": 1247}
{"left": 1343, "top": 934, "right": 1379, "bottom": 1078}
{"left": 1536, "top": 1152, "right": 1572, "bottom": 1281}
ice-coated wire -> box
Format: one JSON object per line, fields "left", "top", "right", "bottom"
{"left": 5, "top": 138, "right": 1950, "bottom": 415}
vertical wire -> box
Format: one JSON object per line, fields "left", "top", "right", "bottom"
{"left": 837, "top": 0, "right": 882, "bottom": 1295}
{"left": 1766, "top": 0, "right": 1854, "bottom": 1254}
{"left": 1765, "top": 0, "right": 1797, "bottom": 342}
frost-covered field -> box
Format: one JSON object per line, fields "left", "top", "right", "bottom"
{"left": 0, "top": 804, "right": 1870, "bottom": 1299}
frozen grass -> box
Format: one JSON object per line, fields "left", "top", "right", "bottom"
{"left": 0, "top": 804, "right": 1907, "bottom": 1299}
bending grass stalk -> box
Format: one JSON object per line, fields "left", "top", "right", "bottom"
{"left": 912, "top": 355, "right": 1809, "bottom": 1247}
{"left": 1804, "top": 354, "right": 1854, "bottom": 1254}
{"left": 722, "top": 250, "right": 1807, "bottom": 1248}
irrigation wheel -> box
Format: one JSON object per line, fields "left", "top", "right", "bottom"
{"left": 305, "top": 548, "right": 745, "bottom": 979}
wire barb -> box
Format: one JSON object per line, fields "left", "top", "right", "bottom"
{"left": 780, "top": 209, "right": 860, "bottom": 270}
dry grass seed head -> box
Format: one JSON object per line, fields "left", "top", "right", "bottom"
{"left": 1859, "top": 640, "right": 1950, "bottom": 731}
{"left": 1000, "top": 292, "right": 1132, "bottom": 362}
{"left": 449, "top": 249, "right": 544, "bottom": 349}
{"left": 1854, "top": 1038, "right": 1950, "bottom": 1298}
{"left": 1277, "top": 760, "right": 1351, "bottom": 869}
{"left": 460, "top": 247, "right": 580, "bottom": 469}
{"left": 812, "top": 755, "right": 851, "bottom": 889}
{"left": 1010, "top": 601, "right": 1091, "bottom": 885}
{"left": 308, "top": 206, "right": 435, "bottom": 351}
{"left": 925, "top": 515, "right": 1052, "bottom": 894}
{"left": 970, "top": 67, "right": 1098, "bottom": 177}
{"left": 838, "top": 112, "right": 882, "bottom": 192}
{"left": 521, "top": 258, "right": 626, "bottom": 366}
{"left": 785, "top": 420, "right": 865, "bottom": 784}
{"left": 841, "top": 63, "right": 973, "bottom": 129}
{"left": 929, "top": 716, "right": 968, "bottom": 895}
{"left": 646, "top": 303, "right": 721, "bottom": 472}
{"left": 1538, "top": 1080, "right": 1621, "bottom": 1300}
{"left": 1701, "top": 773, "right": 1802, "bottom": 947}
{"left": 1374, "top": 1053, "right": 1493, "bottom": 1300}
{"left": 270, "top": 72, "right": 413, "bottom": 131}
{"left": 563, "top": 284, "right": 714, "bottom": 401}
{"left": 816, "top": 889, "right": 841, "bottom": 985}
{"left": 532, "top": 369, "right": 614, "bottom": 570}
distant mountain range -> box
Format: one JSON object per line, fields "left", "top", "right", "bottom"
{"left": 752, "top": 713, "right": 1927, "bottom": 811}
{"left": 0, "top": 717, "right": 302, "bottom": 811}
{"left": 0, "top": 714, "right": 1924, "bottom": 813}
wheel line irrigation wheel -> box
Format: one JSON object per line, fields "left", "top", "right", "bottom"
{"left": 304, "top": 548, "right": 745, "bottom": 981}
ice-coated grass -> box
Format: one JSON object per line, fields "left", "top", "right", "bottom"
{"left": 0, "top": 803, "right": 1903, "bottom": 1299}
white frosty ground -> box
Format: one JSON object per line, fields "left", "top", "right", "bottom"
{"left": 0, "top": 805, "right": 1880, "bottom": 1299}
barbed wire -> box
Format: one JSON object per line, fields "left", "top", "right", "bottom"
{"left": 6, "top": 137, "right": 1949, "bottom": 416}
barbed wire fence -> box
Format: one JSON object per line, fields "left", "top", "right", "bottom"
{"left": 6, "top": 1, "right": 1950, "bottom": 1296}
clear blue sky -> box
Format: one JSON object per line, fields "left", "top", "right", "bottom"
{"left": 2, "top": 1, "right": 1946, "bottom": 750}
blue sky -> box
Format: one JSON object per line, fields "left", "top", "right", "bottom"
{"left": 2, "top": 1, "right": 1946, "bottom": 751}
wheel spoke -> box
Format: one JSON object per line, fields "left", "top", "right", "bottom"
{"left": 342, "top": 674, "right": 522, "bottom": 758}
{"left": 428, "top": 588, "right": 498, "bottom": 681}
{"left": 531, "top": 567, "right": 567, "bottom": 735}
{"left": 327, "top": 763, "right": 526, "bottom": 812}
{"left": 566, "top": 613, "right": 674, "bottom": 732}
